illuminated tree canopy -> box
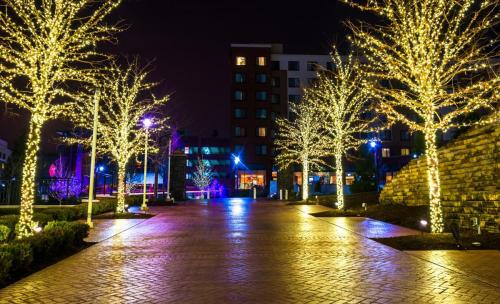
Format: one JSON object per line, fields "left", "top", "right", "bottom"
{"left": 0, "top": 0, "right": 121, "bottom": 238}
{"left": 71, "top": 60, "right": 169, "bottom": 213}
{"left": 275, "top": 97, "right": 331, "bottom": 201}
{"left": 346, "top": 0, "right": 499, "bottom": 232}
{"left": 313, "top": 48, "right": 374, "bottom": 209}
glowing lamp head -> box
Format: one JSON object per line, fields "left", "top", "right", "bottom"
{"left": 34, "top": 226, "right": 42, "bottom": 233}
{"left": 234, "top": 156, "right": 240, "bottom": 165}
{"left": 420, "top": 220, "right": 428, "bottom": 227}
{"left": 369, "top": 141, "right": 377, "bottom": 148}
{"left": 98, "top": 166, "right": 104, "bottom": 172}
{"left": 143, "top": 118, "right": 152, "bottom": 129}
{"left": 413, "top": 154, "right": 418, "bottom": 159}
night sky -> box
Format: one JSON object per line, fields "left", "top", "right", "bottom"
{"left": 1, "top": 0, "right": 363, "bottom": 151}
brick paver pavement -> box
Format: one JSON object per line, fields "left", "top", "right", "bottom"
{"left": 0, "top": 198, "right": 499, "bottom": 303}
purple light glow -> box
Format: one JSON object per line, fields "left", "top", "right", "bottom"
{"left": 143, "top": 118, "right": 152, "bottom": 129}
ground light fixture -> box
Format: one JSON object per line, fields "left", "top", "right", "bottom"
{"left": 419, "top": 220, "right": 428, "bottom": 235}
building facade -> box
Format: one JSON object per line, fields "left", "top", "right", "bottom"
{"left": 0, "top": 139, "right": 12, "bottom": 176}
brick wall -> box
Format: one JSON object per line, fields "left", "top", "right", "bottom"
{"left": 380, "top": 123, "right": 499, "bottom": 232}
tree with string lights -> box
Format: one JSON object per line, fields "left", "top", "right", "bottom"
{"left": 346, "top": 0, "right": 499, "bottom": 232}
{"left": 313, "top": 48, "right": 374, "bottom": 209}
{"left": 192, "top": 157, "right": 214, "bottom": 199}
{"left": 275, "top": 97, "right": 331, "bottom": 201}
{"left": 0, "top": 0, "right": 122, "bottom": 238}
{"left": 71, "top": 60, "right": 169, "bottom": 213}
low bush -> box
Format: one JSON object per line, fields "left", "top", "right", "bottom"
{"left": 0, "top": 221, "right": 89, "bottom": 286}
{"left": 0, "top": 215, "right": 18, "bottom": 231}
{"left": 0, "top": 225, "right": 11, "bottom": 242}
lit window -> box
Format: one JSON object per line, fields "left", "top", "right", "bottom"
{"left": 234, "top": 90, "right": 245, "bottom": 101}
{"left": 236, "top": 56, "right": 246, "bottom": 66}
{"left": 256, "top": 109, "right": 267, "bottom": 119}
{"left": 382, "top": 148, "right": 391, "bottom": 158}
{"left": 257, "top": 57, "right": 267, "bottom": 66}
{"left": 401, "top": 148, "right": 410, "bottom": 156}
{"left": 386, "top": 172, "right": 394, "bottom": 183}
{"left": 256, "top": 91, "right": 267, "bottom": 101}
{"left": 184, "top": 147, "right": 190, "bottom": 154}
{"left": 256, "top": 127, "right": 266, "bottom": 137}
{"left": 256, "top": 73, "right": 268, "bottom": 84}
{"left": 234, "top": 73, "right": 245, "bottom": 83}
{"left": 235, "top": 127, "right": 246, "bottom": 137}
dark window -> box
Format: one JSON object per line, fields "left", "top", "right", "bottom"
{"left": 270, "top": 112, "right": 277, "bottom": 121}
{"left": 256, "top": 144, "right": 268, "bottom": 155}
{"left": 271, "top": 61, "right": 280, "bottom": 71}
{"left": 256, "top": 91, "right": 267, "bottom": 101}
{"left": 288, "top": 94, "right": 301, "bottom": 102}
{"left": 234, "top": 145, "right": 244, "bottom": 153}
{"left": 307, "top": 61, "right": 318, "bottom": 71}
{"left": 234, "top": 108, "right": 247, "bottom": 118}
{"left": 255, "top": 108, "right": 267, "bottom": 119}
{"left": 326, "top": 62, "right": 334, "bottom": 71}
{"left": 234, "top": 73, "right": 245, "bottom": 83}
{"left": 307, "top": 78, "right": 317, "bottom": 85}
{"left": 380, "top": 130, "right": 392, "bottom": 141}
{"left": 288, "top": 61, "right": 300, "bottom": 71}
{"left": 256, "top": 73, "right": 268, "bottom": 84}
{"left": 234, "top": 90, "right": 245, "bottom": 101}
{"left": 400, "top": 130, "right": 410, "bottom": 141}
{"left": 235, "top": 127, "right": 246, "bottom": 137}
{"left": 271, "top": 77, "right": 280, "bottom": 88}
{"left": 288, "top": 77, "right": 300, "bottom": 88}
{"left": 271, "top": 94, "right": 280, "bottom": 104}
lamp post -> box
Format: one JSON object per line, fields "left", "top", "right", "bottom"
{"left": 142, "top": 118, "right": 152, "bottom": 211}
{"left": 166, "top": 138, "right": 172, "bottom": 199}
{"left": 86, "top": 92, "right": 99, "bottom": 228}
{"left": 369, "top": 139, "right": 379, "bottom": 191}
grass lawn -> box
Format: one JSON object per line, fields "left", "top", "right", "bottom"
{"left": 311, "top": 204, "right": 430, "bottom": 231}
{"left": 373, "top": 232, "right": 500, "bottom": 250}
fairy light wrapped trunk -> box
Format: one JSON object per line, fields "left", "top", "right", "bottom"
{"left": 346, "top": 0, "right": 499, "bottom": 232}
{"left": 312, "top": 48, "right": 374, "bottom": 209}
{"left": 0, "top": 0, "right": 122, "bottom": 238}
{"left": 275, "top": 96, "right": 331, "bottom": 201}
{"left": 70, "top": 60, "right": 169, "bottom": 214}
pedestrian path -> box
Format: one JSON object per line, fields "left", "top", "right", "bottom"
{"left": 0, "top": 198, "right": 498, "bottom": 303}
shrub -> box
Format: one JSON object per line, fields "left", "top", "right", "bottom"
{"left": 40, "top": 208, "right": 81, "bottom": 222}
{"left": 0, "top": 251, "right": 13, "bottom": 283}
{"left": 0, "top": 215, "right": 18, "bottom": 231}
{"left": 0, "top": 242, "right": 32, "bottom": 275}
{"left": 0, "top": 225, "right": 11, "bottom": 242}
{"left": 33, "top": 213, "right": 55, "bottom": 226}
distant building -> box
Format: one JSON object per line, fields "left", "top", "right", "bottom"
{"left": 229, "top": 43, "right": 418, "bottom": 196}
{"left": 181, "top": 136, "right": 232, "bottom": 198}
{"left": 0, "top": 139, "right": 12, "bottom": 176}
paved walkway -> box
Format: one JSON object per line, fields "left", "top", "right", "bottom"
{"left": 0, "top": 198, "right": 499, "bottom": 303}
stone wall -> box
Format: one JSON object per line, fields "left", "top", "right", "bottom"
{"left": 380, "top": 123, "right": 499, "bottom": 232}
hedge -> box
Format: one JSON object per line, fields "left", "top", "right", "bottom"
{"left": 0, "top": 221, "right": 89, "bottom": 285}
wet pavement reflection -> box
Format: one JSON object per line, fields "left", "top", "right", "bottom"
{"left": 0, "top": 198, "right": 498, "bottom": 303}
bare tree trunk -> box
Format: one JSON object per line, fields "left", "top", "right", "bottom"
{"left": 16, "top": 115, "right": 44, "bottom": 238}
{"left": 424, "top": 129, "right": 443, "bottom": 233}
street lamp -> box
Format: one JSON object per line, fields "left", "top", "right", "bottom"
{"left": 369, "top": 139, "right": 380, "bottom": 191}
{"left": 141, "top": 118, "right": 152, "bottom": 211}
